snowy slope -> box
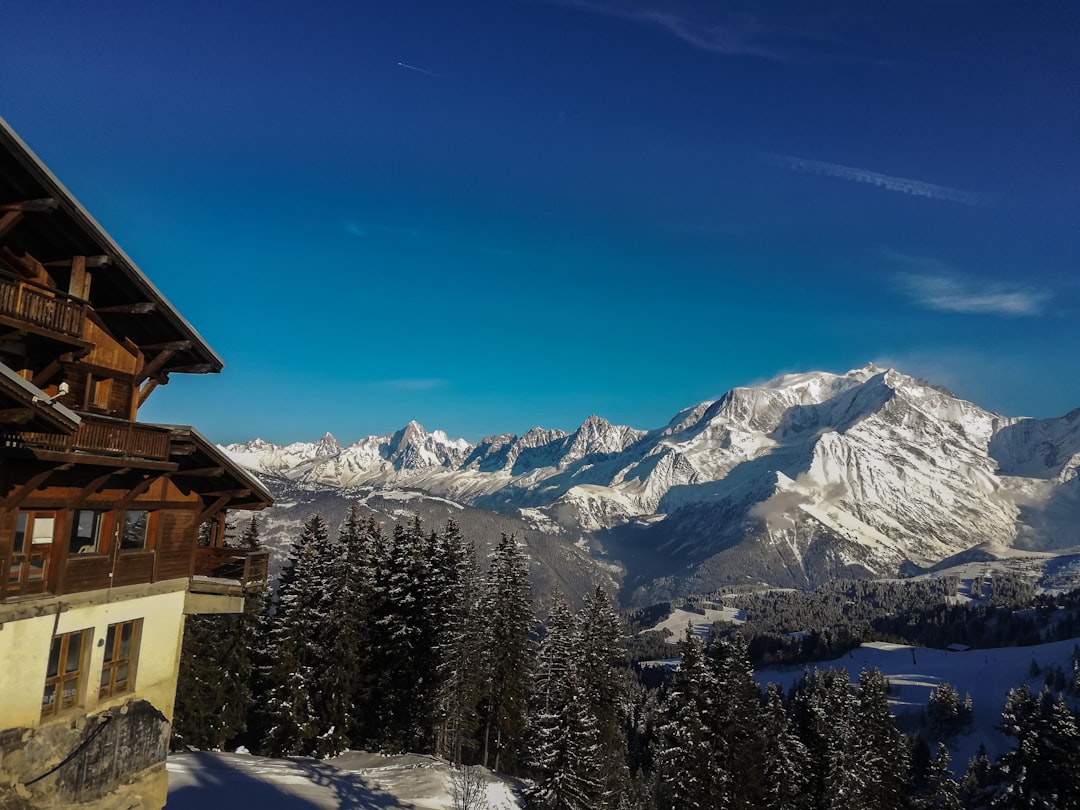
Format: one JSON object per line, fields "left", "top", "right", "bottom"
{"left": 167, "top": 750, "right": 522, "bottom": 809}
{"left": 223, "top": 365, "right": 1080, "bottom": 599}
{"left": 757, "top": 636, "right": 1080, "bottom": 768}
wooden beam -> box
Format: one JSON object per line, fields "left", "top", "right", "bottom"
{"left": 3, "top": 466, "right": 58, "bottom": 508}
{"left": 74, "top": 470, "right": 122, "bottom": 505}
{"left": 177, "top": 467, "right": 224, "bottom": 477}
{"left": 32, "top": 357, "right": 65, "bottom": 388}
{"left": 169, "top": 442, "right": 197, "bottom": 456}
{"left": 141, "top": 340, "right": 192, "bottom": 352}
{"left": 0, "top": 210, "right": 22, "bottom": 239}
{"left": 68, "top": 255, "right": 87, "bottom": 299}
{"left": 197, "top": 494, "right": 232, "bottom": 525}
{"left": 0, "top": 198, "right": 58, "bottom": 213}
{"left": 198, "top": 488, "right": 250, "bottom": 499}
{"left": 138, "top": 375, "right": 167, "bottom": 407}
{"left": 137, "top": 349, "right": 176, "bottom": 384}
{"left": 45, "top": 255, "right": 109, "bottom": 269}
{"left": 163, "top": 363, "right": 216, "bottom": 374}
{"left": 117, "top": 474, "right": 166, "bottom": 510}
{"left": 0, "top": 407, "right": 34, "bottom": 424}
{"left": 95, "top": 302, "right": 157, "bottom": 315}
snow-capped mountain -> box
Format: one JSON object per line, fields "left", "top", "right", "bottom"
{"left": 224, "top": 365, "right": 1080, "bottom": 601}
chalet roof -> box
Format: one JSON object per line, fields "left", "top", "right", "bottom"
{"left": 0, "top": 116, "right": 223, "bottom": 375}
{"left": 156, "top": 424, "right": 274, "bottom": 511}
{"left": 0, "top": 360, "right": 81, "bottom": 434}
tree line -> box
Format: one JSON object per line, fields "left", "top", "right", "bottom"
{"left": 173, "top": 512, "right": 1080, "bottom": 809}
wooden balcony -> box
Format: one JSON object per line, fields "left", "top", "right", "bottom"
{"left": 0, "top": 276, "right": 85, "bottom": 339}
{"left": 191, "top": 546, "right": 269, "bottom": 595}
{"left": 1, "top": 413, "right": 172, "bottom": 462}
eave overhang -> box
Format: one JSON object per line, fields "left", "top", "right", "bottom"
{"left": 0, "top": 116, "right": 223, "bottom": 375}
{"left": 0, "top": 359, "right": 81, "bottom": 433}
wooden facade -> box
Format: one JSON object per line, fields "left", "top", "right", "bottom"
{"left": 0, "top": 118, "right": 272, "bottom": 808}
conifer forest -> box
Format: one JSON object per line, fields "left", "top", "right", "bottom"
{"left": 174, "top": 510, "right": 1080, "bottom": 809}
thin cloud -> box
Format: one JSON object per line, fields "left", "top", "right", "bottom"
{"left": 344, "top": 222, "right": 424, "bottom": 239}
{"left": 374, "top": 378, "right": 448, "bottom": 392}
{"left": 545, "top": 0, "right": 787, "bottom": 61}
{"left": 768, "top": 154, "right": 995, "bottom": 206}
{"left": 897, "top": 273, "right": 1049, "bottom": 317}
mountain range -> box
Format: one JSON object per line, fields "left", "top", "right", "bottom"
{"left": 223, "top": 364, "right": 1080, "bottom": 605}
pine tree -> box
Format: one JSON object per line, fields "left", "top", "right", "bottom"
{"left": 655, "top": 628, "right": 725, "bottom": 810}
{"left": 709, "top": 632, "right": 767, "bottom": 810}
{"left": 856, "top": 668, "right": 909, "bottom": 810}
{"left": 760, "top": 683, "right": 807, "bottom": 810}
{"left": 256, "top": 513, "right": 328, "bottom": 756}
{"left": 371, "top": 514, "right": 436, "bottom": 751}
{"left": 911, "top": 743, "right": 963, "bottom": 810}
{"left": 577, "top": 585, "right": 630, "bottom": 808}
{"left": 311, "top": 503, "right": 372, "bottom": 756}
{"left": 173, "top": 514, "right": 263, "bottom": 751}
{"left": 477, "top": 533, "right": 535, "bottom": 772}
{"left": 432, "top": 521, "right": 485, "bottom": 765}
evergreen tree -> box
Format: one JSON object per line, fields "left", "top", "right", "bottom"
{"left": 256, "top": 513, "right": 328, "bottom": 756}
{"left": 173, "top": 514, "right": 263, "bottom": 750}
{"left": 655, "top": 628, "right": 725, "bottom": 810}
{"left": 856, "top": 668, "right": 909, "bottom": 810}
{"left": 760, "top": 683, "right": 807, "bottom": 810}
{"left": 709, "top": 633, "right": 767, "bottom": 809}
{"left": 372, "top": 515, "right": 436, "bottom": 751}
{"left": 311, "top": 503, "right": 372, "bottom": 756}
{"left": 577, "top": 585, "right": 630, "bottom": 808}
{"left": 912, "top": 743, "right": 962, "bottom": 810}
{"left": 432, "top": 521, "right": 485, "bottom": 765}
{"left": 477, "top": 533, "right": 535, "bottom": 772}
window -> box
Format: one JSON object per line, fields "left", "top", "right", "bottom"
{"left": 69, "top": 510, "right": 106, "bottom": 554}
{"left": 99, "top": 619, "right": 141, "bottom": 699}
{"left": 88, "top": 375, "right": 113, "bottom": 410}
{"left": 119, "top": 510, "right": 152, "bottom": 550}
{"left": 9, "top": 511, "right": 54, "bottom": 589}
{"left": 42, "top": 629, "right": 90, "bottom": 717}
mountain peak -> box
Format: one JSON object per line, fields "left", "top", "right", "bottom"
{"left": 314, "top": 432, "right": 342, "bottom": 456}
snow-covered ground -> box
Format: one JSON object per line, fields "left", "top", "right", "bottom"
{"left": 167, "top": 750, "right": 522, "bottom": 809}
{"left": 645, "top": 604, "right": 745, "bottom": 642}
{"left": 757, "top": 636, "right": 1080, "bottom": 767}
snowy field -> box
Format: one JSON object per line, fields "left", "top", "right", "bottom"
{"left": 167, "top": 750, "right": 522, "bottom": 810}
{"left": 757, "top": 636, "right": 1080, "bottom": 766}
{"left": 646, "top": 604, "right": 745, "bottom": 642}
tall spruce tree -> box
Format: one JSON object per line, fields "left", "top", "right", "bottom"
{"left": 760, "top": 683, "right": 807, "bottom": 810}
{"left": 310, "top": 503, "right": 372, "bottom": 756}
{"left": 709, "top": 633, "right": 767, "bottom": 809}
{"left": 478, "top": 532, "right": 535, "bottom": 772}
{"left": 577, "top": 585, "right": 630, "bottom": 808}
{"left": 432, "top": 521, "right": 485, "bottom": 765}
{"left": 256, "top": 513, "right": 328, "bottom": 756}
{"left": 655, "top": 628, "right": 726, "bottom": 810}
{"left": 172, "top": 515, "right": 263, "bottom": 750}
{"left": 856, "top": 668, "right": 910, "bottom": 810}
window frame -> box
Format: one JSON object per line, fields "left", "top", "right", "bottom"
{"left": 42, "top": 628, "right": 91, "bottom": 718}
{"left": 118, "top": 509, "right": 156, "bottom": 552}
{"left": 8, "top": 510, "right": 56, "bottom": 593}
{"left": 69, "top": 509, "right": 110, "bottom": 555}
{"left": 99, "top": 619, "right": 142, "bottom": 700}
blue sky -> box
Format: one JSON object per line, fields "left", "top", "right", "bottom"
{"left": 2, "top": 0, "right": 1077, "bottom": 444}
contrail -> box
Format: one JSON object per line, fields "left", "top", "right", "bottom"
{"left": 398, "top": 62, "right": 437, "bottom": 76}
{"left": 766, "top": 154, "right": 995, "bottom": 206}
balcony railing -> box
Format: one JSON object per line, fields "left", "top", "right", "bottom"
{"left": 2, "top": 413, "right": 172, "bottom": 461}
{"left": 0, "top": 277, "right": 85, "bottom": 338}
{"left": 192, "top": 547, "right": 269, "bottom": 593}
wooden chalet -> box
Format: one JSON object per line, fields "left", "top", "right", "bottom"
{"left": 0, "top": 118, "right": 273, "bottom": 809}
